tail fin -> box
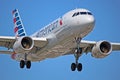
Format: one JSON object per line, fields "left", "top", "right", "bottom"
{"left": 12, "top": 9, "right": 27, "bottom": 37}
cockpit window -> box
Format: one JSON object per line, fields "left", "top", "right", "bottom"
{"left": 72, "top": 13, "right": 77, "bottom": 17}
{"left": 80, "top": 12, "right": 87, "bottom": 15}
{"left": 72, "top": 12, "right": 92, "bottom": 17}
{"left": 88, "top": 12, "right": 92, "bottom": 15}
{"left": 76, "top": 12, "right": 80, "bottom": 16}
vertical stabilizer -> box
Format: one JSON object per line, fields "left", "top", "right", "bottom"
{"left": 12, "top": 9, "right": 27, "bottom": 37}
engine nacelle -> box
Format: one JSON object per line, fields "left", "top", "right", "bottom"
{"left": 91, "top": 41, "right": 112, "bottom": 58}
{"left": 13, "top": 36, "right": 34, "bottom": 54}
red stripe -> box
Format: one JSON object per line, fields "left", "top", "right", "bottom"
{"left": 60, "top": 20, "right": 62, "bottom": 25}
{"left": 14, "top": 27, "right": 18, "bottom": 33}
{"left": 13, "top": 18, "right": 16, "bottom": 23}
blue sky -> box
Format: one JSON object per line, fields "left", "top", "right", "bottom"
{"left": 0, "top": 0, "right": 120, "bottom": 80}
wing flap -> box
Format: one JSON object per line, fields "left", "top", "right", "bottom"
{"left": 0, "top": 50, "right": 13, "bottom": 54}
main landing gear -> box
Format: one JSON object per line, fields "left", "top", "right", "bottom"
{"left": 71, "top": 37, "right": 83, "bottom": 72}
{"left": 20, "top": 53, "right": 31, "bottom": 69}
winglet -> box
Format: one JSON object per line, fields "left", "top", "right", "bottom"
{"left": 12, "top": 9, "right": 27, "bottom": 37}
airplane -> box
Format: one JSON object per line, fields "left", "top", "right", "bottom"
{"left": 0, "top": 8, "right": 120, "bottom": 72}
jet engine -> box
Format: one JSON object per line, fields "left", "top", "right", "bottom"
{"left": 91, "top": 41, "right": 112, "bottom": 58}
{"left": 13, "top": 36, "right": 34, "bottom": 54}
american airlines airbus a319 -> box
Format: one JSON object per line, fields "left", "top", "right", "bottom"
{"left": 0, "top": 8, "right": 120, "bottom": 72}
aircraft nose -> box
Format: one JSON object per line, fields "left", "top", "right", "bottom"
{"left": 86, "top": 16, "right": 95, "bottom": 24}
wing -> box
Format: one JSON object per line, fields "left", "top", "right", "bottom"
{"left": 80, "top": 40, "right": 120, "bottom": 53}
{"left": 111, "top": 43, "right": 120, "bottom": 51}
{"left": 0, "top": 36, "right": 48, "bottom": 54}
{"left": 0, "top": 36, "right": 15, "bottom": 49}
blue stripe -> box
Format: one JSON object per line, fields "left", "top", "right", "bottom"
{"left": 18, "top": 29, "right": 24, "bottom": 34}
{"left": 13, "top": 9, "right": 17, "bottom": 14}
{"left": 19, "top": 33, "right": 25, "bottom": 36}
{"left": 14, "top": 9, "right": 17, "bottom": 12}
{"left": 15, "top": 13, "right": 18, "bottom": 17}
{"left": 16, "top": 17, "right": 19, "bottom": 21}
{"left": 16, "top": 21, "right": 21, "bottom": 25}
{"left": 17, "top": 25, "right": 23, "bottom": 29}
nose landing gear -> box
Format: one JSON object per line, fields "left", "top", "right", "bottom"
{"left": 71, "top": 37, "right": 83, "bottom": 72}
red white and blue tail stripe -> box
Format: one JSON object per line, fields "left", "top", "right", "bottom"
{"left": 12, "top": 9, "right": 26, "bottom": 37}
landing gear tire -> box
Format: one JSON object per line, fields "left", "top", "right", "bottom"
{"left": 20, "top": 60, "right": 25, "bottom": 68}
{"left": 71, "top": 63, "right": 76, "bottom": 71}
{"left": 26, "top": 61, "right": 31, "bottom": 69}
{"left": 20, "top": 60, "right": 31, "bottom": 69}
{"left": 77, "top": 63, "right": 82, "bottom": 71}
{"left": 71, "top": 63, "right": 82, "bottom": 71}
